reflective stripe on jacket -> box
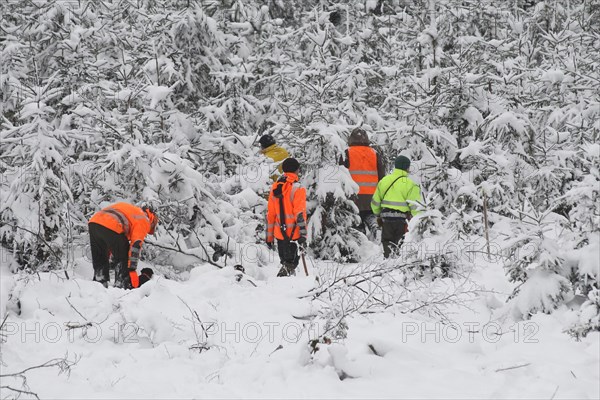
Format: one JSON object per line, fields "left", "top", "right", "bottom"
{"left": 348, "top": 146, "right": 379, "bottom": 195}
{"left": 89, "top": 202, "right": 152, "bottom": 268}
{"left": 266, "top": 173, "right": 307, "bottom": 241}
{"left": 371, "top": 169, "right": 421, "bottom": 216}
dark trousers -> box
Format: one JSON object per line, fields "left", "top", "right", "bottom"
{"left": 381, "top": 217, "right": 407, "bottom": 258}
{"left": 277, "top": 239, "right": 299, "bottom": 269}
{"left": 357, "top": 210, "right": 378, "bottom": 235}
{"left": 89, "top": 222, "right": 130, "bottom": 286}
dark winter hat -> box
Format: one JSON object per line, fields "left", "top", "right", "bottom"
{"left": 348, "top": 128, "right": 370, "bottom": 146}
{"left": 282, "top": 157, "right": 300, "bottom": 173}
{"left": 395, "top": 155, "right": 411, "bottom": 171}
{"left": 259, "top": 134, "right": 276, "bottom": 149}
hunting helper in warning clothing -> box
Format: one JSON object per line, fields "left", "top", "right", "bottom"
{"left": 371, "top": 156, "right": 421, "bottom": 258}
{"left": 259, "top": 134, "right": 290, "bottom": 181}
{"left": 266, "top": 158, "right": 308, "bottom": 277}
{"left": 88, "top": 202, "right": 158, "bottom": 288}
{"left": 340, "top": 127, "right": 386, "bottom": 236}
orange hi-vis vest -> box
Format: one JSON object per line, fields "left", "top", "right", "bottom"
{"left": 348, "top": 146, "right": 378, "bottom": 195}
{"left": 266, "top": 173, "right": 307, "bottom": 242}
{"left": 89, "top": 202, "right": 152, "bottom": 288}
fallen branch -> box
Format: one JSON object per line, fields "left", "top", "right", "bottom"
{"left": 269, "top": 345, "right": 283, "bottom": 356}
{"left": 0, "top": 385, "right": 41, "bottom": 400}
{"left": 146, "top": 239, "right": 223, "bottom": 269}
{"left": 368, "top": 344, "right": 381, "bottom": 357}
{"left": 0, "top": 357, "right": 77, "bottom": 379}
{"left": 177, "top": 296, "right": 215, "bottom": 353}
{"left": 0, "top": 314, "right": 8, "bottom": 343}
{"left": 65, "top": 295, "right": 88, "bottom": 321}
{"left": 0, "top": 354, "right": 79, "bottom": 399}
{"left": 65, "top": 322, "right": 93, "bottom": 330}
{"left": 495, "top": 363, "right": 531, "bottom": 372}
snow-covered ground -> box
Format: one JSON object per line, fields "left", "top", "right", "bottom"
{"left": 1, "top": 250, "right": 598, "bottom": 399}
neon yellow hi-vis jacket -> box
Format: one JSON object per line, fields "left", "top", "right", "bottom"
{"left": 261, "top": 144, "right": 289, "bottom": 180}
{"left": 371, "top": 169, "right": 421, "bottom": 216}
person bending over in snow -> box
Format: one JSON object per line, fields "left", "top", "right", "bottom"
{"left": 371, "top": 156, "right": 421, "bottom": 258}
{"left": 266, "top": 158, "right": 308, "bottom": 277}
{"left": 88, "top": 202, "right": 158, "bottom": 288}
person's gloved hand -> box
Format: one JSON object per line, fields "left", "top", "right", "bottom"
{"left": 129, "top": 259, "right": 138, "bottom": 271}
{"left": 266, "top": 241, "right": 274, "bottom": 250}
{"left": 297, "top": 236, "right": 307, "bottom": 250}
{"left": 129, "top": 271, "right": 140, "bottom": 288}
{"left": 376, "top": 217, "right": 383, "bottom": 227}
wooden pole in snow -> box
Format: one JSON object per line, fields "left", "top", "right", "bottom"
{"left": 482, "top": 190, "right": 491, "bottom": 260}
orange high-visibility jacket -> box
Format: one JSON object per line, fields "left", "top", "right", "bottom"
{"left": 89, "top": 202, "right": 152, "bottom": 277}
{"left": 348, "top": 146, "right": 379, "bottom": 195}
{"left": 266, "top": 173, "right": 307, "bottom": 242}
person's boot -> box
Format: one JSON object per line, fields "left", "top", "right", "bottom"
{"left": 277, "top": 263, "right": 296, "bottom": 277}
{"left": 276, "top": 264, "right": 288, "bottom": 277}
{"left": 366, "top": 216, "right": 379, "bottom": 241}
{"left": 93, "top": 269, "right": 109, "bottom": 288}
{"left": 113, "top": 263, "right": 132, "bottom": 289}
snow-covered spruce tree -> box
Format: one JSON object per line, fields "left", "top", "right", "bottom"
{"left": 0, "top": 0, "right": 268, "bottom": 271}
{"left": 0, "top": 73, "right": 73, "bottom": 271}
{"left": 297, "top": 125, "right": 364, "bottom": 262}
{"left": 75, "top": 0, "right": 263, "bottom": 266}
{"left": 0, "top": 0, "right": 95, "bottom": 271}
{"left": 2, "top": 0, "right": 598, "bottom": 282}
{"left": 503, "top": 206, "right": 573, "bottom": 319}
{"left": 568, "top": 288, "right": 600, "bottom": 340}
{"left": 562, "top": 143, "right": 600, "bottom": 296}
{"left": 481, "top": 0, "right": 600, "bottom": 319}
{"left": 258, "top": 8, "right": 390, "bottom": 262}
{"left": 402, "top": 193, "right": 457, "bottom": 279}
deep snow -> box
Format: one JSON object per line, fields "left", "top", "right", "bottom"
{"left": 1, "top": 247, "right": 598, "bottom": 399}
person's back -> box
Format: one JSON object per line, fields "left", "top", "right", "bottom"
{"left": 266, "top": 158, "right": 308, "bottom": 277}
{"left": 89, "top": 202, "right": 151, "bottom": 241}
{"left": 371, "top": 156, "right": 421, "bottom": 258}
{"left": 341, "top": 128, "right": 385, "bottom": 235}
{"left": 88, "top": 202, "right": 158, "bottom": 288}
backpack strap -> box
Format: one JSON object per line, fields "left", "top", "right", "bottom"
{"left": 380, "top": 175, "right": 412, "bottom": 219}
{"left": 273, "top": 178, "right": 291, "bottom": 242}
{"left": 381, "top": 175, "right": 404, "bottom": 202}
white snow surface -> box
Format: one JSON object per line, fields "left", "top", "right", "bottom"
{"left": 1, "top": 250, "right": 598, "bottom": 399}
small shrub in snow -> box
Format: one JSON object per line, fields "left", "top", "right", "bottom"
{"left": 403, "top": 200, "right": 456, "bottom": 279}
{"left": 504, "top": 212, "right": 574, "bottom": 319}
{"left": 567, "top": 288, "right": 600, "bottom": 340}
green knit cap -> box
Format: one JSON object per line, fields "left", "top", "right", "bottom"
{"left": 395, "top": 155, "right": 411, "bottom": 171}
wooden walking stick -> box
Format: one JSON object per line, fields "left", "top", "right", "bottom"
{"left": 300, "top": 249, "right": 309, "bottom": 276}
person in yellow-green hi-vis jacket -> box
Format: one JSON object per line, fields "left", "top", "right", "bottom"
{"left": 371, "top": 155, "right": 421, "bottom": 258}
{"left": 259, "top": 134, "right": 289, "bottom": 181}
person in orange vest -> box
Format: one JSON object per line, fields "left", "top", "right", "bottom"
{"left": 265, "top": 158, "right": 308, "bottom": 277}
{"left": 340, "top": 128, "right": 386, "bottom": 236}
{"left": 259, "top": 134, "right": 290, "bottom": 181}
{"left": 88, "top": 202, "right": 158, "bottom": 289}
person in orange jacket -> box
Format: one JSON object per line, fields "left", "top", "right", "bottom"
{"left": 88, "top": 202, "right": 158, "bottom": 289}
{"left": 340, "top": 128, "right": 385, "bottom": 237}
{"left": 266, "top": 158, "right": 308, "bottom": 277}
